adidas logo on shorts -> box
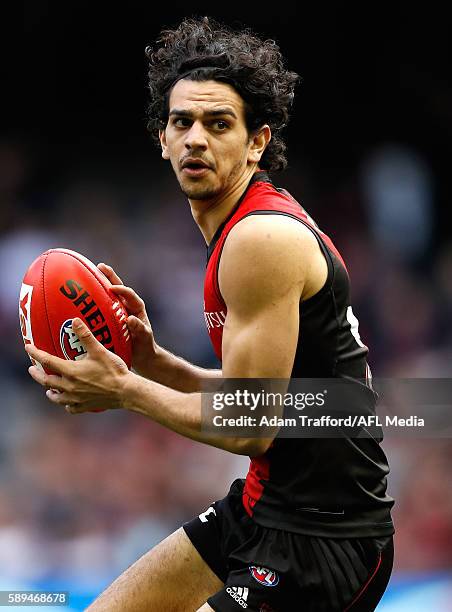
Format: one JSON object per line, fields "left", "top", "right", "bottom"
{"left": 226, "top": 586, "right": 249, "bottom": 608}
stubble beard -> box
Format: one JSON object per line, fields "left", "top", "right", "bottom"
{"left": 179, "top": 181, "right": 221, "bottom": 201}
{"left": 178, "top": 157, "right": 245, "bottom": 201}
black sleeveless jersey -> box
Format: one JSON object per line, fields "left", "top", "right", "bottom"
{"left": 204, "top": 171, "right": 394, "bottom": 537}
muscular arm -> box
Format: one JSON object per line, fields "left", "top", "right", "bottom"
{"left": 219, "top": 215, "right": 304, "bottom": 379}
{"left": 28, "top": 216, "right": 322, "bottom": 456}
{"left": 139, "top": 346, "right": 222, "bottom": 392}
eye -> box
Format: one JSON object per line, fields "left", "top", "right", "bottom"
{"left": 173, "top": 117, "right": 192, "bottom": 128}
{"left": 212, "top": 120, "right": 229, "bottom": 131}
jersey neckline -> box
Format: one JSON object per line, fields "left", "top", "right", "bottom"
{"left": 206, "top": 171, "right": 272, "bottom": 263}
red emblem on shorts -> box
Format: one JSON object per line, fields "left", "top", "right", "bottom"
{"left": 249, "top": 565, "right": 279, "bottom": 587}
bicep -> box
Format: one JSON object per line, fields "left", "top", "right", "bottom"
{"left": 219, "top": 276, "right": 300, "bottom": 455}
{"left": 221, "top": 290, "right": 300, "bottom": 378}
{"left": 216, "top": 215, "right": 312, "bottom": 455}
{"left": 218, "top": 215, "right": 309, "bottom": 379}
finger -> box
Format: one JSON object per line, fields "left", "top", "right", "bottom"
{"left": 45, "top": 390, "right": 94, "bottom": 413}
{"left": 26, "top": 345, "right": 69, "bottom": 375}
{"left": 97, "top": 262, "right": 123, "bottom": 285}
{"left": 109, "top": 286, "right": 147, "bottom": 317}
{"left": 126, "top": 315, "right": 147, "bottom": 335}
{"left": 72, "top": 318, "right": 103, "bottom": 354}
{"left": 28, "top": 366, "right": 69, "bottom": 391}
{"left": 46, "top": 388, "right": 72, "bottom": 404}
{"left": 65, "top": 404, "right": 97, "bottom": 414}
{"left": 65, "top": 404, "right": 79, "bottom": 414}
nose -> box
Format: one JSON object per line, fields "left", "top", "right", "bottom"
{"left": 184, "top": 121, "right": 208, "bottom": 151}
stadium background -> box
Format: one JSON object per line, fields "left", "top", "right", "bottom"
{"left": 1, "top": 3, "right": 451, "bottom": 610}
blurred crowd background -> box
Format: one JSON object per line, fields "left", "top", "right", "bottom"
{"left": 1, "top": 3, "right": 451, "bottom": 609}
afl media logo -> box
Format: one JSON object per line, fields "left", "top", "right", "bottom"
{"left": 60, "top": 319, "right": 87, "bottom": 360}
{"left": 249, "top": 566, "right": 279, "bottom": 587}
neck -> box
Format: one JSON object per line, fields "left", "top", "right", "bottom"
{"left": 189, "top": 166, "right": 259, "bottom": 244}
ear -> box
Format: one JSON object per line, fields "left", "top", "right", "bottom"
{"left": 159, "top": 129, "right": 170, "bottom": 160}
{"left": 248, "top": 125, "right": 271, "bottom": 164}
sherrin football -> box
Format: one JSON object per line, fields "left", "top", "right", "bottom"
{"left": 19, "top": 248, "right": 132, "bottom": 372}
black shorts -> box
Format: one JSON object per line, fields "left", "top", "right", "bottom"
{"left": 183, "top": 480, "right": 394, "bottom": 612}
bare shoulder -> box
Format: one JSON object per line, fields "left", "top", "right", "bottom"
{"left": 223, "top": 212, "right": 320, "bottom": 259}
{"left": 219, "top": 213, "right": 327, "bottom": 304}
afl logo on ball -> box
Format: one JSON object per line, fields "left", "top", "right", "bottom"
{"left": 60, "top": 319, "right": 87, "bottom": 361}
{"left": 249, "top": 566, "right": 279, "bottom": 587}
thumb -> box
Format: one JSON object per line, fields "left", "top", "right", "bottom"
{"left": 72, "top": 318, "right": 100, "bottom": 353}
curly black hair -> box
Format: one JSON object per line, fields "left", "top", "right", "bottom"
{"left": 145, "top": 17, "right": 300, "bottom": 172}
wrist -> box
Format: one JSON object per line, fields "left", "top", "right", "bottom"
{"left": 135, "top": 343, "right": 167, "bottom": 380}
{"left": 118, "top": 370, "right": 139, "bottom": 410}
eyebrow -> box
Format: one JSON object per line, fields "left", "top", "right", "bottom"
{"left": 169, "top": 108, "right": 238, "bottom": 120}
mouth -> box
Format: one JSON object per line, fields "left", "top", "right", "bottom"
{"left": 181, "top": 159, "right": 212, "bottom": 177}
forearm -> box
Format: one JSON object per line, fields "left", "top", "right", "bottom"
{"left": 143, "top": 344, "right": 222, "bottom": 392}
{"left": 121, "top": 370, "right": 263, "bottom": 456}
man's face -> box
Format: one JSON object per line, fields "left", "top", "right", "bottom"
{"left": 160, "top": 79, "right": 255, "bottom": 201}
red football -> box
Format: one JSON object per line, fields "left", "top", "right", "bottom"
{"left": 19, "top": 248, "right": 132, "bottom": 372}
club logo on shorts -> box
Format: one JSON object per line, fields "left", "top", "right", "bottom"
{"left": 249, "top": 566, "right": 279, "bottom": 587}
{"left": 60, "top": 319, "right": 88, "bottom": 361}
{"left": 226, "top": 586, "right": 248, "bottom": 608}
